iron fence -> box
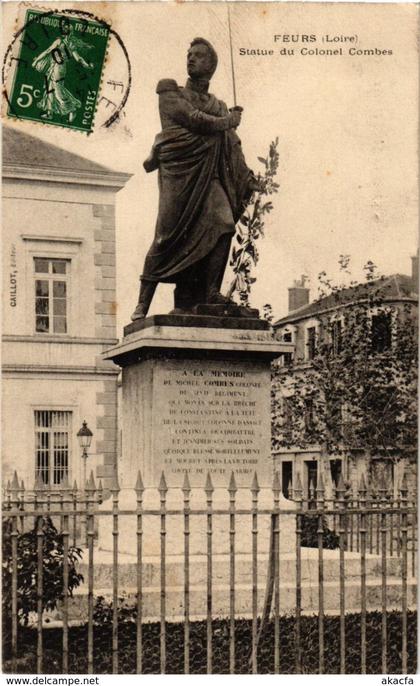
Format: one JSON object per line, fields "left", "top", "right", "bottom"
{"left": 2, "top": 469, "right": 417, "bottom": 675}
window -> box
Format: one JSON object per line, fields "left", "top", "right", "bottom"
{"left": 34, "top": 258, "right": 69, "bottom": 334}
{"left": 281, "top": 330, "right": 294, "bottom": 366}
{"left": 369, "top": 459, "right": 394, "bottom": 491}
{"left": 305, "top": 460, "right": 318, "bottom": 507}
{"left": 306, "top": 326, "right": 317, "bottom": 359}
{"left": 281, "top": 461, "right": 293, "bottom": 498}
{"left": 331, "top": 319, "right": 343, "bottom": 355}
{"left": 371, "top": 312, "right": 392, "bottom": 352}
{"left": 35, "top": 410, "right": 71, "bottom": 486}
{"left": 330, "top": 459, "right": 342, "bottom": 489}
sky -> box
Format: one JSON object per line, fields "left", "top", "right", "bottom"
{"left": 3, "top": 1, "right": 418, "bottom": 333}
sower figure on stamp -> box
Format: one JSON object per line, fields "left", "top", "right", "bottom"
{"left": 131, "top": 37, "right": 260, "bottom": 320}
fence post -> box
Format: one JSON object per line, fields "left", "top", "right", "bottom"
{"left": 358, "top": 473, "right": 367, "bottom": 674}
{"left": 19, "top": 480, "right": 25, "bottom": 533}
{"left": 72, "top": 481, "right": 78, "bottom": 548}
{"left": 10, "top": 472, "right": 20, "bottom": 673}
{"left": 411, "top": 484, "right": 416, "bottom": 578}
{"left": 400, "top": 472, "right": 408, "bottom": 673}
{"left": 379, "top": 474, "right": 388, "bottom": 673}
{"left": 205, "top": 472, "right": 214, "bottom": 674}
{"left": 110, "top": 471, "right": 120, "bottom": 675}
{"left": 228, "top": 472, "right": 237, "bottom": 675}
{"left": 272, "top": 470, "right": 281, "bottom": 674}
{"left": 61, "top": 473, "right": 71, "bottom": 674}
{"left": 34, "top": 472, "right": 45, "bottom": 674}
{"left": 182, "top": 472, "right": 191, "bottom": 675}
{"left": 294, "top": 473, "right": 303, "bottom": 674}
{"left": 86, "top": 472, "right": 96, "bottom": 674}
{"left": 317, "top": 473, "right": 325, "bottom": 674}
{"left": 336, "top": 472, "right": 347, "bottom": 674}
{"left": 251, "top": 472, "right": 260, "bottom": 675}
{"left": 135, "top": 471, "right": 144, "bottom": 674}
{"left": 159, "top": 471, "right": 168, "bottom": 675}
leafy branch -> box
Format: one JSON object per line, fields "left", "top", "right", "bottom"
{"left": 227, "top": 138, "right": 280, "bottom": 307}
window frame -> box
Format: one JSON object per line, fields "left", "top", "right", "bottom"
{"left": 303, "top": 319, "right": 320, "bottom": 361}
{"left": 23, "top": 236, "right": 81, "bottom": 337}
{"left": 34, "top": 409, "right": 73, "bottom": 488}
{"left": 34, "top": 257, "right": 70, "bottom": 335}
{"left": 370, "top": 310, "right": 393, "bottom": 353}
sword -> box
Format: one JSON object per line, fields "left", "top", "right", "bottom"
{"left": 227, "top": 5, "right": 242, "bottom": 114}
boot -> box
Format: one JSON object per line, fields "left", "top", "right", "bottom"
{"left": 130, "top": 280, "right": 157, "bottom": 321}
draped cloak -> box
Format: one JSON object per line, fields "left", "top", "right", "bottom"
{"left": 141, "top": 83, "right": 253, "bottom": 283}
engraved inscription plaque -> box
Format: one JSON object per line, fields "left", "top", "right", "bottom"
{"left": 152, "top": 359, "right": 272, "bottom": 487}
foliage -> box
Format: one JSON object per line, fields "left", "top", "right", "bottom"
{"left": 300, "top": 513, "right": 339, "bottom": 549}
{"left": 228, "top": 139, "right": 280, "bottom": 307}
{"left": 2, "top": 515, "right": 84, "bottom": 626}
{"left": 272, "top": 257, "right": 418, "bottom": 465}
{"left": 4, "top": 611, "right": 416, "bottom": 674}
{"left": 262, "top": 303, "right": 274, "bottom": 324}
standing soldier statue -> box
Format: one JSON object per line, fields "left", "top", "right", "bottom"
{"left": 131, "top": 37, "right": 259, "bottom": 320}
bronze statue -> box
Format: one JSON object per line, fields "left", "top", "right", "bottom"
{"left": 131, "top": 37, "right": 259, "bottom": 321}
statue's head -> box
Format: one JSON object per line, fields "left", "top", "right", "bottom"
{"left": 59, "top": 17, "right": 73, "bottom": 36}
{"left": 187, "top": 38, "right": 218, "bottom": 80}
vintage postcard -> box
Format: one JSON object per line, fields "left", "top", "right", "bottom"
{"left": 2, "top": 0, "right": 418, "bottom": 677}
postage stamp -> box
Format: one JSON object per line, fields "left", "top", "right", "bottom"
{"left": 7, "top": 9, "right": 110, "bottom": 133}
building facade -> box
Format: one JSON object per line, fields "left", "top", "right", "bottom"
{"left": 2, "top": 127, "right": 130, "bottom": 491}
{"left": 272, "top": 263, "right": 418, "bottom": 500}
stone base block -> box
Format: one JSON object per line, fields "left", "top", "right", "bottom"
{"left": 67, "top": 548, "right": 417, "bottom": 623}
{"left": 98, "top": 488, "right": 297, "bottom": 557}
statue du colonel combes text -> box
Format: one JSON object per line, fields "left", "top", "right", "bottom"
{"left": 131, "top": 37, "right": 259, "bottom": 320}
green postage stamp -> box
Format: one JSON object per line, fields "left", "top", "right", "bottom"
{"left": 7, "top": 10, "right": 110, "bottom": 133}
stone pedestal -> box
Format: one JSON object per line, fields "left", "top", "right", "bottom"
{"left": 99, "top": 315, "right": 295, "bottom": 616}
{"left": 104, "top": 314, "right": 292, "bottom": 493}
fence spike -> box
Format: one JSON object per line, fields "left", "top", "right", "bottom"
{"left": 62, "top": 472, "right": 70, "bottom": 490}
{"left": 11, "top": 471, "right": 20, "bottom": 491}
{"left": 273, "top": 470, "right": 280, "bottom": 492}
{"left": 317, "top": 472, "right": 325, "bottom": 496}
{"left": 135, "top": 470, "right": 144, "bottom": 494}
{"left": 378, "top": 470, "right": 387, "bottom": 494}
{"left": 205, "top": 472, "right": 214, "bottom": 495}
{"left": 294, "top": 472, "right": 303, "bottom": 498}
{"left": 73, "top": 479, "right": 78, "bottom": 495}
{"left": 159, "top": 471, "right": 168, "bottom": 495}
{"left": 20, "top": 479, "right": 25, "bottom": 493}
{"left": 6, "top": 480, "right": 10, "bottom": 493}
{"left": 400, "top": 471, "right": 408, "bottom": 494}
{"left": 358, "top": 472, "right": 367, "bottom": 494}
{"left": 228, "top": 471, "right": 237, "bottom": 494}
{"left": 251, "top": 471, "right": 260, "bottom": 494}
{"left": 111, "top": 469, "right": 120, "bottom": 492}
{"left": 182, "top": 471, "right": 191, "bottom": 494}
{"left": 87, "top": 471, "right": 96, "bottom": 492}
{"left": 336, "top": 471, "right": 346, "bottom": 493}
{"left": 34, "top": 471, "right": 44, "bottom": 491}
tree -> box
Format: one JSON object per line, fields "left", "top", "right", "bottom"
{"left": 2, "top": 515, "right": 84, "bottom": 627}
{"left": 272, "top": 259, "right": 418, "bottom": 485}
